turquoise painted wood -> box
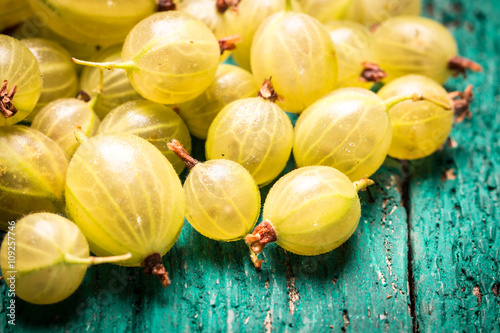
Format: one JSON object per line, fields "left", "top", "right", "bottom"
{"left": 0, "top": 152, "right": 411, "bottom": 332}
{"left": 411, "top": 0, "right": 500, "bottom": 331}
{"left": 0, "top": 143, "right": 411, "bottom": 332}
{"left": 0, "top": 0, "right": 498, "bottom": 331}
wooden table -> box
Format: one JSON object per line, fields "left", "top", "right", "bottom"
{"left": 1, "top": 0, "right": 498, "bottom": 331}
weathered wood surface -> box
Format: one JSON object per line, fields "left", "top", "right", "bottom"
{"left": 0, "top": 128, "right": 411, "bottom": 331}
{"left": 411, "top": 1, "right": 500, "bottom": 331}
{"left": 0, "top": 0, "right": 498, "bottom": 331}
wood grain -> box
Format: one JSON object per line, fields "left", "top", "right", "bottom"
{"left": 411, "top": 1, "right": 500, "bottom": 331}
{"left": 0, "top": 126, "right": 411, "bottom": 332}
{"left": 0, "top": 0, "right": 498, "bottom": 331}
{"left": 132, "top": 159, "right": 411, "bottom": 332}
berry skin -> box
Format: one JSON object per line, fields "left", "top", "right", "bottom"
{"left": 250, "top": 9, "right": 338, "bottom": 113}
{"left": 0, "top": 213, "right": 131, "bottom": 305}
{"left": 373, "top": 16, "right": 481, "bottom": 83}
{"left": 72, "top": 12, "right": 221, "bottom": 105}
{"left": 0, "top": 35, "right": 42, "bottom": 125}
{"left": 169, "top": 140, "right": 261, "bottom": 242}
{"left": 0, "top": 126, "right": 68, "bottom": 229}
{"left": 293, "top": 88, "right": 392, "bottom": 181}
{"left": 245, "top": 166, "right": 374, "bottom": 268}
{"left": 66, "top": 134, "right": 185, "bottom": 286}
{"left": 377, "top": 74, "right": 454, "bottom": 160}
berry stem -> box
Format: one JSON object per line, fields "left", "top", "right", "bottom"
{"left": 87, "top": 96, "right": 100, "bottom": 110}
{"left": 157, "top": 0, "right": 176, "bottom": 11}
{"left": 353, "top": 178, "right": 375, "bottom": 192}
{"left": 244, "top": 221, "right": 277, "bottom": 269}
{"left": 285, "top": 0, "right": 293, "bottom": 11}
{"left": 216, "top": 0, "right": 229, "bottom": 13}
{"left": 449, "top": 84, "right": 474, "bottom": 123}
{"left": 359, "top": 62, "right": 387, "bottom": 83}
{"left": 383, "top": 93, "right": 452, "bottom": 111}
{"left": 72, "top": 58, "right": 136, "bottom": 71}
{"left": 448, "top": 56, "right": 482, "bottom": 77}
{"left": 87, "top": 69, "right": 104, "bottom": 110}
{"left": 218, "top": 35, "right": 243, "bottom": 55}
{"left": 258, "top": 78, "right": 280, "bottom": 103}
{"left": 74, "top": 126, "right": 89, "bottom": 144}
{"left": 141, "top": 253, "right": 171, "bottom": 288}
{"left": 0, "top": 80, "right": 18, "bottom": 119}
{"left": 248, "top": 245, "right": 263, "bottom": 270}
{"left": 216, "top": 0, "right": 240, "bottom": 13}
{"left": 369, "top": 23, "right": 381, "bottom": 33}
{"left": 64, "top": 252, "right": 132, "bottom": 266}
{"left": 76, "top": 90, "right": 92, "bottom": 102}
{"left": 167, "top": 139, "right": 199, "bottom": 170}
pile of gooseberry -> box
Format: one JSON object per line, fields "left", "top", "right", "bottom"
{"left": 0, "top": 0, "right": 480, "bottom": 305}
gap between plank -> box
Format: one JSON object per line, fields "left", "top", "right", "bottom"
{"left": 401, "top": 160, "right": 418, "bottom": 333}
{"left": 133, "top": 271, "right": 144, "bottom": 331}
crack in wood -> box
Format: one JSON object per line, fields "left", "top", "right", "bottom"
{"left": 472, "top": 286, "right": 483, "bottom": 307}
{"left": 342, "top": 310, "right": 350, "bottom": 330}
{"left": 284, "top": 253, "right": 300, "bottom": 315}
{"left": 386, "top": 256, "right": 393, "bottom": 276}
{"left": 377, "top": 270, "right": 387, "bottom": 286}
{"left": 402, "top": 160, "right": 418, "bottom": 333}
{"left": 287, "top": 276, "right": 300, "bottom": 315}
{"left": 264, "top": 310, "right": 272, "bottom": 333}
{"left": 441, "top": 168, "right": 457, "bottom": 182}
{"left": 446, "top": 137, "right": 458, "bottom": 148}
{"left": 493, "top": 283, "right": 499, "bottom": 297}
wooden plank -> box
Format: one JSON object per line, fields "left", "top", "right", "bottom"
{"left": 0, "top": 256, "right": 139, "bottom": 332}
{"left": 133, "top": 137, "right": 412, "bottom": 330}
{"left": 133, "top": 135, "right": 294, "bottom": 332}
{"left": 0, "top": 117, "right": 412, "bottom": 330}
{"left": 410, "top": 0, "right": 500, "bottom": 331}
{"left": 11, "top": 3, "right": 497, "bottom": 330}
{"left": 286, "top": 159, "right": 411, "bottom": 332}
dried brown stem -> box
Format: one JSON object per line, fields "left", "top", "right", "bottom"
{"left": 449, "top": 84, "right": 474, "bottom": 123}
{"left": 76, "top": 90, "right": 91, "bottom": 102}
{"left": 216, "top": 0, "right": 229, "bottom": 13}
{"left": 448, "top": 56, "right": 482, "bottom": 78}
{"left": 216, "top": 0, "right": 240, "bottom": 14}
{"left": 258, "top": 78, "right": 282, "bottom": 103}
{"left": 0, "top": 80, "right": 18, "bottom": 119}
{"left": 369, "top": 23, "right": 381, "bottom": 33}
{"left": 157, "top": 0, "right": 176, "bottom": 11}
{"left": 359, "top": 62, "right": 387, "bottom": 83}
{"left": 167, "top": 139, "right": 199, "bottom": 170}
{"left": 218, "top": 34, "right": 243, "bottom": 55}
{"left": 244, "top": 221, "right": 277, "bottom": 269}
{"left": 141, "top": 253, "right": 171, "bottom": 288}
